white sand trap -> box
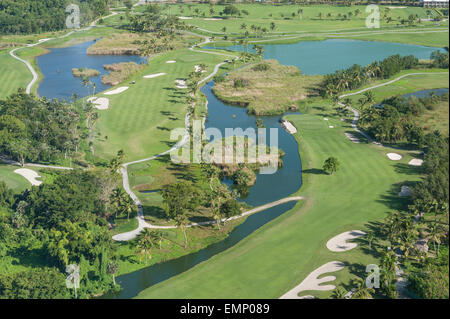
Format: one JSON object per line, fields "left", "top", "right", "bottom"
{"left": 280, "top": 261, "right": 345, "bottom": 299}
{"left": 323, "top": 118, "right": 329, "bottom": 121}
{"left": 204, "top": 18, "right": 223, "bottom": 21}
{"left": 326, "top": 230, "right": 366, "bottom": 252}
{"left": 178, "top": 16, "right": 193, "bottom": 20}
{"left": 398, "top": 185, "right": 411, "bottom": 197}
{"left": 175, "top": 79, "right": 187, "bottom": 89}
{"left": 104, "top": 86, "right": 129, "bottom": 95}
{"left": 329, "top": 125, "right": 334, "bottom": 128}
{"left": 388, "top": 6, "right": 406, "bottom": 9}
{"left": 408, "top": 158, "right": 423, "bottom": 166}
{"left": 387, "top": 153, "right": 402, "bottom": 161}
{"left": 280, "top": 120, "right": 297, "bottom": 134}
{"left": 87, "top": 97, "right": 109, "bottom": 110}
{"left": 344, "top": 132, "right": 360, "bottom": 143}
{"left": 166, "top": 60, "right": 176, "bottom": 64}
{"left": 143, "top": 72, "right": 166, "bottom": 79}
{"left": 14, "top": 168, "right": 42, "bottom": 186}
{"left": 194, "top": 65, "right": 207, "bottom": 73}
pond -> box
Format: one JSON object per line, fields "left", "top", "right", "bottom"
{"left": 36, "top": 39, "right": 146, "bottom": 100}
{"left": 206, "top": 39, "right": 445, "bottom": 75}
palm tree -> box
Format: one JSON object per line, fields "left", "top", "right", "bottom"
{"left": 136, "top": 228, "right": 155, "bottom": 264}
{"left": 150, "top": 230, "right": 165, "bottom": 251}
{"left": 121, "top": 193, "right": 135, "bottom": 220}
{"left": 351, "top": 278, "right": 374, "bottom": 299}
{"left": 323, "top": 157, "right": 340, "bottom": 175}
{"left": 270, "top": 22, "right": 276, "bottom": 32}
{"left": 332, "top": 287, "right": 348, "bottom": 299}
{"left": 366, "top": 232, "right": 375, "bottom": 249}
{"left": 174, "top": 214, "right": 189, "bottom": 248}
{"left": 107, "top": 261, "right": 119, "bottom": 286}
{"left": 253, "top": 44, "right": 264, "bottom": 61}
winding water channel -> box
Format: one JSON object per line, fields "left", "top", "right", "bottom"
{"left": 36, "top": 39, "right": 444, "bottom": 298}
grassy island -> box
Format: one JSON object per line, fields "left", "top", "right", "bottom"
{"left": 212, "top": 60, "right": 322, "bottom": 115}
{"left": 72, "top": 67, "right": 100, "bottom": 78}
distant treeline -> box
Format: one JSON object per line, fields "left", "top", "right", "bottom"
{"left": 0, "top": 0, "right": 109, "bottom": 34}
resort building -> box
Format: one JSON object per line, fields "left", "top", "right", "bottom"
{"left": 420, "top": 0, "right": 449, "bottom": 7}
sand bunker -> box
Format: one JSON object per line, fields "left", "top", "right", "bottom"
{"left": 204, "top": 18, "right": 223, "bottom": 21}
{"left": 280, "top": 120, "right": 297, "bottom": 134}
{"left": 326, "top": 230, "right": 366, "bottom": 252}
{"left": 408, "top": 158, "right": 423, "bottom": 166}
{"left": 344, "top": 132, "right": 360, "bottom": 143}
{"left": 104, "top": 86, "right": 129, "bottom": 95}
{"left": 388, "top": 6, "right": 406, "bottom": 9}
{"left": 166, "top": 60, "right": 176, "bottom": 64}
{"left": 194, "top": 65, "right": 207, "bottom": 73}
{"left": 175, "top": 79, "right": 187, "bottom": 89}
{"left": 87, "top": 97, "right": 109, "bottom": 110}
{"left": 178, "top": 16, "right": 193, "bottom": 20}
{"left": 398, "top": 185, "right": 411, "bottom": 197}
{"left": 280, "top": 261, "right": 345, "bottom": 299}
{"left": 143, "top": 73, "right": 166, "bottom": 79}
{"left": 387, "top": 153, "right": 402, "bottom": 161}
{"left": 329, "top": 125, "right": 334, "bottom": 128}
{"left": 14, "top": 168, "right": 42, "bottom": 186}
{"left": 323, "top": 118, "right": 328, "bottom": 121}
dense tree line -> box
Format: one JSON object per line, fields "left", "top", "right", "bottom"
{"left": 359, "top": 92, "right": 448, "bottom": 145}
{"left": 0, "top": 90, "right": 81, "bottom": 165}
{"left": 0, "top": 165, "right": 135, "bottom": 298}
{"left": 0, "top": 0, "right": 109, "bottom": 34}
{"left": 321, "top": 54, "right": 420, "bottom": 97}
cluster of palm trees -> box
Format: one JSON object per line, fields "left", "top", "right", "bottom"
{"left": 110, "top": 188, "right": 136, "bottom": 220}
{"left": 135, "top": 228, "right": 166, "bottom": 265}
{"left": 322, "top": 63, "right": 383, "bottom": 98}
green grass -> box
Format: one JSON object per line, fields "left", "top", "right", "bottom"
{"left": 345, "top": 68, "right": 449, "bottom": 108}
{"left": 147, "top": 3, "right": 448, "bottom": 47}
{"left": 0, "top": 164, "right": 31, "bottom": 192}
{"left": 0, "top": 50, "right": 32, "bottom": 99}
{"left": 92, "top": 48, "right": 234, "bottom": 162}
{"left": 113, "top": 217, "right": 245, "bottom": 276}
{"left": 136, "top": 101, "right": 422, "bottom": 298}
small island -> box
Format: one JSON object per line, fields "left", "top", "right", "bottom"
{"left": 212, "top": 60, "right": 322, "bottom": 115}
{"left": 72, "top": 67, "right": 100, "bottom": 78}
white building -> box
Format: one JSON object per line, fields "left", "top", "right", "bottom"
{"left": 420, "top": 0, "right": 449, "bottom": 8}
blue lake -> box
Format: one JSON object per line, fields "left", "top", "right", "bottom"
{"left": 36, "top": 39, "right": 146, "bottom": 100}
{"left": 207, "top": 39, "right": 445, "bottom": 75}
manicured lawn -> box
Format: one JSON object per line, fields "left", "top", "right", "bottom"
{"left": 345, "top": 68, "right": 449, "bottom": 107}
{"left": 0, "top": 164, "right": 31, "bottom": 192}
{"left": 136, "top": 101, "right": 422, "bottom": 298}
{"left": 92, "top": 48, "right": 233, "bottom": 162}
{"left": 0, "top": 50, "right": 31, "bottom": 99}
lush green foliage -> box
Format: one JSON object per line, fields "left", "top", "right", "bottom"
{"left": 0, "top": 268, "right": 70, "bottom": 299}
{"left": 360, "top": 93, "right": 449, "bottom": 145}
{"left": 0, "top": 90, "right": 81, "bottom": 165}
{"left": 0, "top": 0, "right": 108, "bottom": 34}
{"left": 321, "top": 55, "right": 419, "bottom": 97}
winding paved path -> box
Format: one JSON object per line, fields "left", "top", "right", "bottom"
{"left": 113, "top": 39, "right": 304, "bottom": 241}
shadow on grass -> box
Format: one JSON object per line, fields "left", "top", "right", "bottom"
{"left": 394, "top": 163, "right": 423, "bottom": 176}
{"left": 302, "top": 168, "right": 326, "bottom": 175}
